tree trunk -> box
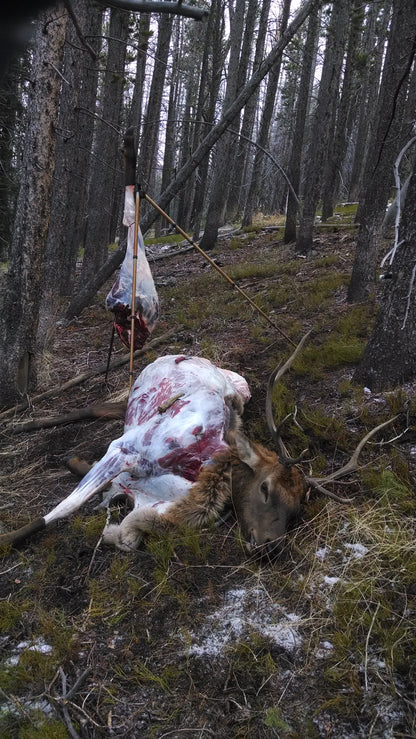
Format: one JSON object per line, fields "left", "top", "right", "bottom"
{"left": 296, "top": 0, "right": 350, "bottom": 254}
{"left": 347, "top": 0, "right": 416, "bottom": 303}
{"left": 128, "top": 13, "right": 151, "bottom": 131}
{"left": 190, "top": 0, "right": 225, "bottom": 242}
{"left": 353, "top": 170, "right": 416, "bottom": 389}
{"left": 348, "top": 1, "right": 392, "bottom": 202}
{"left": 0, "top": 56, "right": 25, "bottom": 261}
{"left": 37, "top": 0, "right": 100, "bottom": 350}
{"left": 199, "top": 0, "right": 247, "bottom": 251}
{"left": 59, "top": 3, "right": 103, "bottom": 297}
{"left": 225, "top": 0, "right": 261, "bottom": 223}
{"left": 241, "top": 0, "right": 292, "bottom": 229}
{"left": 79, "top": 7, "right": 129, "bottom": 286}
{"left": 137, "top": 13, "right": 173, "bottom": 193}
{"left": 0, "top": 5, "right": 68, "bottom": 406}
{"left": 321, "top": 0, "right": 363, "bottom": 221}
{"left": 284, "top": 6, "right": 319, "bottom": 243}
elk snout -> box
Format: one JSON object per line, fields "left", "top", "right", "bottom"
{"left": 248, "top": 526, "right": 287, "bottom": 558}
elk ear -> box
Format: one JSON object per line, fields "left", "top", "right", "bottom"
{"left": 231, "top": 431, "right": 261, "bottom": 471}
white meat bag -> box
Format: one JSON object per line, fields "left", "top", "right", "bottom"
{"left": 106, "top": 185, "right": 159, "bottom": 349}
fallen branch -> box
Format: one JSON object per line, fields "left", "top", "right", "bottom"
{"left": 10, "top": 403, "right": 127, "bottom": 434}
{"left": 0, "top": 327, "right": 181, "bottom": 422}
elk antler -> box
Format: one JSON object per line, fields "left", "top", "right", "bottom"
{"left": 266, "top": 333, "right": 401, "bottom": 503}
{"left": 304, "top": 415, "right": 400, "bottom": 502}
{"left": 266, "top": 331, "right": 311, "bottom": 463}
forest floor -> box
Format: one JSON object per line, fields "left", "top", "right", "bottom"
{"left": 1, "top": 212, "right": 416, "bottom": 738}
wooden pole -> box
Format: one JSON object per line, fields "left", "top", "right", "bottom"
{"left": 129, "top": 190, "right": 140, "bottom": 391}
{"left": 143, "top": 192, "right": 296, "bottom": 347}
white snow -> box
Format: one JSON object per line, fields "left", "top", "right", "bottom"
{"left": 183, "top": 587, "right": 302, "bottom": 658}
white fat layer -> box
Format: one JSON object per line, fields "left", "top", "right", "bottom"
{"left": 44, "top": 356, "right": 250, "bottom": 526}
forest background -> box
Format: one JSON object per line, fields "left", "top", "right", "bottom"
{"left": 0, "top": 0, "right": 416, "bottom": 404}
{"left": 2, "top": 2, "right": 416, "bottom": 736}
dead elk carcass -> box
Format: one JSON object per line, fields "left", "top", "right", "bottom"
{"left": 0, "top": 340, "right": 397, "bottom": 555}
{"left": 1, "top": 349, "right": 309, "bottom": 555}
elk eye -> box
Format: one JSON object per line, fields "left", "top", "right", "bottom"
{"left": 261, "top": 481, "right": 269, "bottom": 502}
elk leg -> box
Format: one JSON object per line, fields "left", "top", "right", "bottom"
{"left": 64, "top": 456, "right": 93, "bottom": 478}
{"left": 43, "top": 447, "right": 132, "bottom": 527}
{"left": 103, "top": 505, "right": 163, "bottom": 551}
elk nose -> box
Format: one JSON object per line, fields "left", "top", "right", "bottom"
{"left": 249, "top": 530, "right": 257, "bottom": 548}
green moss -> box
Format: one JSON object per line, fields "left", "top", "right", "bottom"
{"left": 144, "top": 233, "right": 183, "bottom": 245}
{"left": 1, "top": 650, "right": 56, "bottom": 694}
{"left": 300, "top": 406, "right": 349, "bottom": 448}
{"left": 0, "top": 600, "right": 24, "bottom": 632}
{"left": 360, "top": 469, "right": 415, "bottom": 513}
{"left": 0, "top": 713, "right": 68, "bottom": 739}
{"left": 114, "top": 659, "right": 179, "bottom": 693}
{"left": 18, "top": 719, "right": 69, "bottom": 739}
{"left": 227, "top": 635, "right": 276, "bottom": 685}
{"left": 293, "top": 306, "right": 372, "bottom": 377}
{"left": 71, "top": 511, "right": 107, "bottom": 543}
{"left": 314, "top": 255, "right": 339, "bottom": 268}
{"left": 264, "top": 706, "right": 292, "bottom": 733}
{"left": 228, "top": 261, "right": 279, "bottom": 281}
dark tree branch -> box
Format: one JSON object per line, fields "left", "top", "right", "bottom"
{"left": 103, "top": 0, "right": 209, "bottom": 21}
{"left": 64, "top": 0, "right": 98, "bottom": 60}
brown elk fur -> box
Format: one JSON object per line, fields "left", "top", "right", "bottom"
{"left": 102, "top": 433, "right": 305, "bottom": 553}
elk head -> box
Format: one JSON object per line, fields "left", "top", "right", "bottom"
{"left": 229, "top": 432, "right": 305, "bottom": 556}
{"left": 231, "top": 330, "right": 400, "bottom": 557}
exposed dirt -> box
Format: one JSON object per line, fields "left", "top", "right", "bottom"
{"left": 1, "top": 224, "right": 416, "bottom": 738}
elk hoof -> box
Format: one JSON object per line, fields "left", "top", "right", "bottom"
{"left": 103, "top": 523, "right": 143, "bottom": 552}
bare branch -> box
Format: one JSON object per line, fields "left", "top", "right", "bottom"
{"left": 64, "top": 0, "right": 98, "bottom": 60}
{"left": 103, "top": 0, "right": 209, "bottom": 21}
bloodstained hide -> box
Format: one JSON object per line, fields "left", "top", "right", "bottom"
{"left": 41, "top": 355, "right": 251, "bottom": 528}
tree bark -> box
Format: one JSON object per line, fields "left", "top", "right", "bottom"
{"left": 79, "top": 7, "right": 129, "bottom": 286}
{"left": 225, "top": 0, "right": 261, "bottom": 223}
{"left": 284, "top": 6, "right": 319, "bottom": 243}
{"left": 296, "top": 0, "right": 350, "bottom": 254}
{"left": 0, "top": 5, "right": 68, "bottom": 407}
{"left": 347, "top": 0, "right": 416, "bottom": 303}
{"left": 353, "top": 170, "right": 416, "bottom": 389}
{"left": 138, "top": 12, "right": 173, "bottom": 193}
{"left": 128, "top": 13, "right": 151, "bottom": 131}
{"left": 199, "top": 0, "right": 247, "bottom": 251}
{"left": 59, "top": 3, "right": 103, "bottom": 297}
{"left": 348, "top": 1, "right": 392, "bottom": 203}
{"left": 37, "top": 0, "right": 100, "bottom": 350}
{"left": 321, "top": 0, "right": 363, "bottom": 221}
{"left": 241, "top": 0, "right": 292, "bottom": 229}
{"left": 190, "top": 0, "right": 225, "bottom": 241}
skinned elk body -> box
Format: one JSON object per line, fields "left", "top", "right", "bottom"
{"left": 1, "top": 354, "right": 305, "bottom": 555}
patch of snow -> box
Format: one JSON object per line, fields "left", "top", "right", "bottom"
{"left": 315, "top": 547, "right": 329, "bottom": 561}
{"left": 183, "top": 587, "right": 302, "bottom": 658}
{"left": 323, "top": 576, "right": 341, "bottom": 587}
{"left": 0, "top": 698, "right": 53, "bottom": 720}
{"left": 344, "top": 542, "right": 369, "bottom": 559}
{"left": 16, "top": 638, "right": 53, "bottom": 654}
{"left": 5, "top": 637, "right": 53, "bottom": 666}
{"left": 316, "top": 640, "right": 334, "bottom": 658}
